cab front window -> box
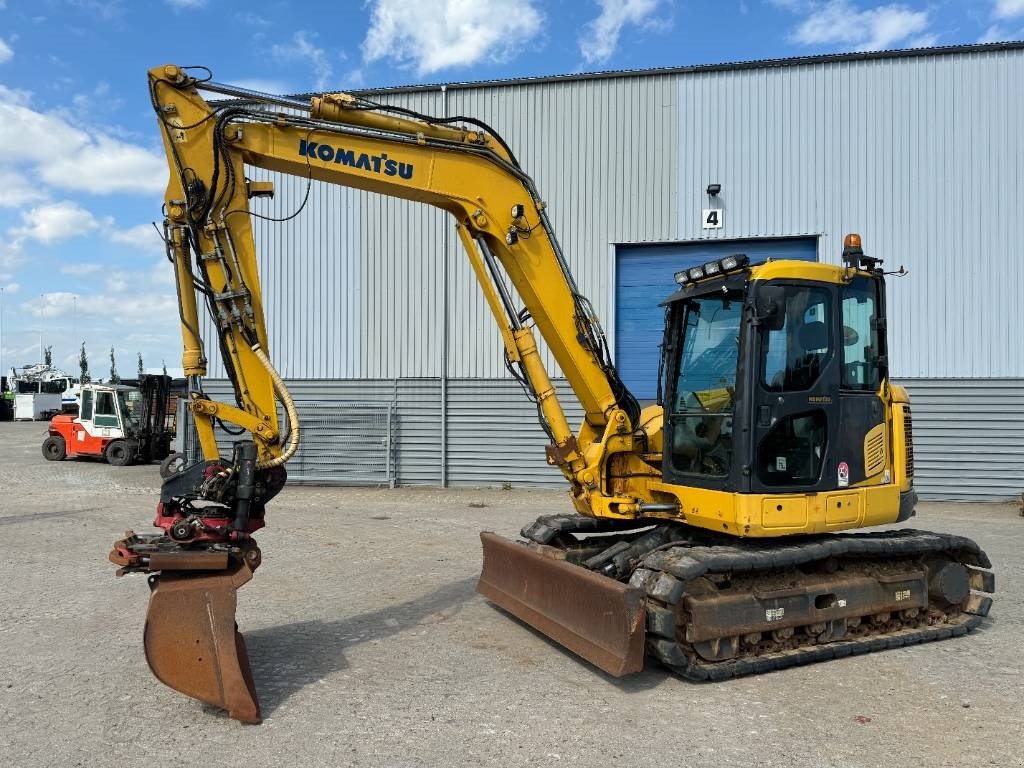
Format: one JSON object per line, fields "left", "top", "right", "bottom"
{"left": 669, "top": 295, "right": 742, "bottom": 478}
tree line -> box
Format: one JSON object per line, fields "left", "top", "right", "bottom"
{"left": 76, "top": 343, "right": 167, "bottom": 384}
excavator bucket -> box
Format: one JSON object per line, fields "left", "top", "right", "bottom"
{"left": 476, "top": 532, "right": 646, "bottom": 676}
{"left": 143, "top": 561, "right": 261, "bottom": 723}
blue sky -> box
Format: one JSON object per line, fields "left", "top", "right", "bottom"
{"left": 0, "top": 0, "right": 1019, "bottom": 378}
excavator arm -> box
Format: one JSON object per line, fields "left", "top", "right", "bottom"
{"left": 151, "top": 64, "right": 651, "bottom": 507}
{"left": 109, "top": 65, "right": 656, "bottom": 722}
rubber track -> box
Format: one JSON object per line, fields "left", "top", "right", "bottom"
{"left": 522, "top": 515, "right": 994, "bottom": 681}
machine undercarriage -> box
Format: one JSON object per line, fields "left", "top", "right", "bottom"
{"left": 480, "top": 514, "right": 994, "bottom": 680}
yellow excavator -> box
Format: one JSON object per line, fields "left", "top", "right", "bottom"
{"left": 110, "top": 65, "right": 994, "bottom": 723}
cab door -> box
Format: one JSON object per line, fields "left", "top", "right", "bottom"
{"left": 749, "top": 281, "right": 841, "bottom": 493}
{"left": 87, "top": 390, "right": 125, "bottom": 439}
{"left": 835, "top": 275, "right": 888, "bottom": 487}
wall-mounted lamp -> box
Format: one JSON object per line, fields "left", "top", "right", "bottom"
{"left": 706, "top": 183, "right": 722, "bottom": 197}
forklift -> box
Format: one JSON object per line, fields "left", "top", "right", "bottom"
{"left": 42, "top": 375, "right": 174, "bottom": 466}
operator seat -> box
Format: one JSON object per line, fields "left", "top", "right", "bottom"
{"left": 789, "top": 320, "right": 829, "bottom": 390}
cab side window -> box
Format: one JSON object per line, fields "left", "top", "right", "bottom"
{"left": 841, "top": 278, "right": 881, "bottom": 390}
{"left": 761, "top": 287, "right": 832, "bottom": 392}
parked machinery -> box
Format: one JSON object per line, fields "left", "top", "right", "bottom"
{"left": 9, "top": 363, "right": 81, "bottom": 414}
{"left": 108, "top": 66, "right": 993, "bottom": 723}
{"left": 43, "top": 375, "right": 173, "bottom": 466}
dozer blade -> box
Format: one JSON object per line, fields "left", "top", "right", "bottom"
{"left": 143, "top": 561, "right": 261, "bottom": 723}
{"left": 477, "top": 531, "right": 646, "bottom": 676}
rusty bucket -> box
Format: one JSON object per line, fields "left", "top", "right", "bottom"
{"left": 476, "top": 532, "right": 646, "bottom": 676}
{"left": 143, "top": 561, "right": 261, "bottom": 723}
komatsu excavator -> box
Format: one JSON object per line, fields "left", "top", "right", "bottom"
{"left": 110, "top": 65, "right": 994, "bottom": 723}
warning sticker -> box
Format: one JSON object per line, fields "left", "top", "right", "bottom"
{"left": 837, "top": 461, "right": 850, "bottom": 487}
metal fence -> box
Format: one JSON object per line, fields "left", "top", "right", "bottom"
{"left": 286, "top": 401, "right": 396, "bottom": 487}
{"left": 175, "top": 396, "right": 398, "bottom": 487}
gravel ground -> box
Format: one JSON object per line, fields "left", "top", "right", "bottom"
{"left": 0, "top": 420, "right": 1020, "bottom": 767}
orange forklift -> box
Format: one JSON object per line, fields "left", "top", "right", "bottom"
{"left": 42, "top": 375, "right": 174, "bottom": 466}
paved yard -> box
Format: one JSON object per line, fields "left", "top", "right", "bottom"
{"left": 0, "top": 420, "right": 1020, "bottom": 767}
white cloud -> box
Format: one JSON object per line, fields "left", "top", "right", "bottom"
{"left": 10, "top": 201, "right": 99, "bottom": 244}
{"left": 21, "top": 291, "right": 79, "bottom": 319}
{"left": 236, "top": 11, "right": 269, "bottom": 26}
{"left": 71, "top": 81, "right": 123, "bottom": 120}
{"left": 0, "top": 83, "right": 31, "bottom": 106}
{"left": 363, "top": 0, "right": 543, "bottom": 76}
{"left": 0, "top": 38, "right": 12, "bottom": 64}
{"left": 67, "top": 0, "right": 123, "bottom": 20}
{"left": 0, "top": 169, "right": 46, "bottom": 208}
{"left": 0, "top": 240, "right": 23, "bottom": 271}
{"left": 23, "top": 290, "right": 177, "bottom": 325}
{"left": 2, "top": 282, "right": 19, "bottom": 294}
{"left": 149, "top": 257, "right": 175, "bottom": 287}
{"left": 228, "top": 78, "right": 293, "bottom": 96}
{"left": 40, "top": 136, "right": 166, "bottom": 194}
{"left": 105, "top": 271, "right": 128, "bottom": 292}
{"left": 165, "top": 0, "right": 206, "bottom": 7}
{"left": 0, "top": 86, "right": 166, "bottom": 196}
{"left": 979, "top": 24, "right": 1003, "bottom": 42}
{"left": 60, "top": 263, "right": 103, "bottom": 276}
{"left": 579, "top": 0, "right": 661, "bottom": 65}
{"left": 108, "top": 222, "right": 164, "bottom": 253}
{"left": 908, "top": 33, "right": 940, "bottom": 48}
{"left": 272, "top": 31, "right": 333, "bottom": 90}
{"left": 788, "top": 1, "right": 930, "bottom": 52}
{"left": 995, "top": 0, "right": 1024, "bottom": 19}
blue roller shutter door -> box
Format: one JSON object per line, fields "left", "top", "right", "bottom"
{"left": 615, "top": 238, "right": 818, "bottom": 400}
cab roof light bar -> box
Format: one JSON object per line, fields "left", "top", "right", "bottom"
{"left": 674, "top": 253, "right": 749, "bottom": 286}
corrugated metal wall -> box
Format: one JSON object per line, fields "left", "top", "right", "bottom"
{"left": 677, "top": 47, "right": 1024, "bottom": 379}
{"left": 195, "top": 46, "right": 1024, "bottom": 499}
{"left": 202, "top": 378, "right": 582, "bottom": 488}
{"left": 899, "top": 378, "right": 1024, "bottom": 500}
{"left": 203, "top": 75, "right": 680, "bottom": 380}
{"left": 200, "top": 377, "right": 1023, "bottom": 499}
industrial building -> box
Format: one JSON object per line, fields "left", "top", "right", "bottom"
{"left": 203, "top": 42, "right": 1024, "bottom": 500}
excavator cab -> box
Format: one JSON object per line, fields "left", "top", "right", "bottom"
{"left": 654, "top": 237, "right": 916, "bottom": 534}
{"left": 661, "top": 240, "right": 898, "bottom": 501}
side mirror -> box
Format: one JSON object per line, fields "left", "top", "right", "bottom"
{"left": 754, "top": 285, "right": 787, "bottom": 331}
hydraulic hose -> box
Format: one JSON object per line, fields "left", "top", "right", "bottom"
{"left": 250, "top": 343, "right": 300, "bottom": 469}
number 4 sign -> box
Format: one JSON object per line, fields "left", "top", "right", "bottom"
{"left": 702, "top": 208, "right": 723, "bottom": 229}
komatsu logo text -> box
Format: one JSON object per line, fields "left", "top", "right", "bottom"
{"left": 299, "top": 139, "right": 413, "bottom": 179}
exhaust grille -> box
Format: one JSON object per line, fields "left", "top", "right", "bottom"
{"left": 902, "top": 404, "right": 914, "bottom": 478}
